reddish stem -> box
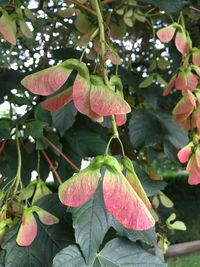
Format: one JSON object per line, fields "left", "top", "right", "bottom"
{"left": 190, "top": 6, "right": 200, "bottom": 13}
{"left": 0, "top": 140, "right": 7, "bottom": 156}
{"left": 44, "top": 137, "right": 80, "bottom": 172}
{"left": 41, "top": 150, "right": 62, "bottom": 184}
{"left": 67, "top": 0, "right": 96, "bottom": 16}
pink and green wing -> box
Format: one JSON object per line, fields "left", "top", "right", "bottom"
{"left": 103, "top": 169, "right": 155, "bottom": 230}
{"left": 41, "top": 87, "right": 73, "bottom": 111}
{"left": 116, "top": 114, "right": 127, "bottom": 126}
{"left": 175, "top": 71, "right": 187, "bottom": 90}
{"left": 186, "top": 71, "right": 198, "bottom": 91}
{"left": 175, "top": 31, "right": 189, "bottom": 56}
{"left": 186, "top": 156, "right": 200, "bottom": 185}
{"left": 125, "top": 170, "right": 152, "bottom": 210}
{"left": 21, "top": 66, "right": 72, "bottom": 96}
{"left": 191, "top": 106, "right": 200, "bottom": 133}
{"left": 192, "top": 50, "right": 200, "bottom": 66}
{"left": 16, "top": 211, "right": 37, "bottom": 247}
{"left": 90, "top": 84, "right": 131, "bottom": 116}
{"left": 35, "top": 208, "right": 59, "bottom": 225}
{"left": 177, "top": 145, "right": 192, "bottom": 163}
{"left": 59, "top": 167, "right": 100, "bottom": 207}
{"left": 172, "top": 96, "right": 194, "bottom": 123}
{"left": 163, "top": 75, "right": 176, "bottom": 96}
{"left": 195, "top": 147, "right": 200, "bottom": 168}
{"left": 73, "top": 75, "right": 103, "bottom": 122}
{"left": 0, "top": 11, "right": 16, "bottom": 45}
{"left": 157, "top": 25, "right": 176, "bottom": 43}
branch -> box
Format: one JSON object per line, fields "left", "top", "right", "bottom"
{"left": 67, "top": 0, "right": 97, "bottom": 16}
{"left": 41, "top": 150, "right": 62, "bottom": 184}
{"left": 0, "top": 140, "right": 7, "bottom": 156}
{"left": 190, "top": 6, "right": 200, "bottom": 13}
{"left": 44, "top": 137, "right": 80, "bottom": 172}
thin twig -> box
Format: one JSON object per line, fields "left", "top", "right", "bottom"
{"left": 44, "top": 137, "right": 80, "bottom": 172}
{"left": 67, "top": 0, "right": 97, "bottom": 16}
{"left": 0, "top": 140, "right": 7, "bottom": 156}
{"left": 41, "top": 150, "right": 62, "bottom": 184}
{"left": 190, "top": 6, "right": 200, "bottom": 13}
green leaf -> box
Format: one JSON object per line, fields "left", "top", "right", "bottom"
{"left": 158, "top": 113, "right": 188, "bottom": 149}
{"left": 94, "top": 238, "right": 167, "bottom": 266}
{"left": 133, "top": 163, "right": 167, "bottom": 197}
{"left": 24, "top": 121, "right": 48, "bottom": 138}
{"left": 129, "top": 109, "right": 162, "bottom": 149}
{"left": 158, "top": 58, "right": 170, "bottom": 70}
{"left": 2, "top": 220, "right": 73, "bottom": 267}
{"left": 139, "top": 0, "right": 189, "bottom": 12}
{"left": 2, "top": 194, "right": 74, "bottom": 267}
{"left": 139, "top": 75, "right": 154, "bottom": 88}
{"left": 53, "top": 245, "right": 87, "bottom": 267}
{"left": 72, "top": 184, "right": 111, "bottom": 264}
{"left": 34, "top": 104, "right": 52, "bottom": 124}
{"left": 111, "top": 219, "right": 156, "bottom": 245}
{"left": 51, "top": 103, "right": 77, "bottom": 136}
{"left": 66, "top": 129, "right": 107, "bottom": 157}
{"left": 129, "top": 110, "right": 188, "bottom": 159}
{"left": 0, "top": 118, "right": 12, "bottom": 140}
{"left": 53, "top": 238, "right": 167, "bottom": 267}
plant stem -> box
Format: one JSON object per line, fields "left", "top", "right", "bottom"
{"left": 105, "top": 136, "right": 114, "bottom": 155}
{"left": 37, "top": 150, "right": 41, "bottom": 179}
{"left": 94, "top": 0, "right": 109, "bottom": 85}
{"left": 94, "top": 0, "right": 124, "bottom": 150}
{"left": 14, "top": 127, "right": 22, "bottom": 194}
{"left": 41, "top": 150, "right": 62, "bottom": 185}
{"left": 44, "top": 137, "right": 80, "bottom": 172}
{"left": 111, "top": 115, "right": 119, "bottom": 138}
{"left": 80, "top": 28, "right": 99, "bottom": 62}
{"left": 180, "top": 12, "right": 185, "bottom": 29}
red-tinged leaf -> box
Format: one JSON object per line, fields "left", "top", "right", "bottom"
{"left": 0, "top": 11, "right": 16, "bottom": 45}
{"left": 192, "top": 50, "right": 200, "bottom": 66}
{"left": 90, "top": 83, "right": 131, "bottom": 116}
{"left": 157, "top": 25, "right": 176, "bottom": 43}
{"left": 175, "top": 71, "right": 187, "bottom": 90}
{"left": 16, "top": 210, "right": 37, "bottom": 247}
{"left": 103, "top": 168, "right": 155, "bottom": 230}
{"left": 175, "top": 31, "right": 189, "bottom": 55}
{"left": 42, "top": 87, "right": 73, "bottom": 111}
{"left": 195, "top": 147, "right": 200, "bottom": 168}
{"left": 116, "top": 114, "right": 127, "bottom": 126}
{"left": 21, "top": 66, "right": 72, "bottom": 96}
{"left": 186, "top": 156, "right": 200, "bottom": 185}
{"left": 35, "top": 208, "right": 59, "bottom": 225}
{"left": 58, "top": 166, "right": 100, "bottom": 207}
{"left": 163, "top": 75, "right": 176, "bottom": 96}
{"left": 73, "top": 75, "right": 103, "bottom": 122}
{"left": 177, "top": 144, "right": 192, "bottom": 163}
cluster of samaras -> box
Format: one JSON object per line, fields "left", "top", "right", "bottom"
{"left": 157, "top": 23, "right": 200, "bottom": 184}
